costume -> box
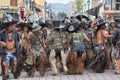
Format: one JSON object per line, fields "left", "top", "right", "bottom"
{"left": 48, "top": 25, "right": 68, "bottom": 75}
{"left": 67, "top": 22, "right": 86, "bottom": 74}
{"left": 27, "top": 24, "right": 45, "bottom": 77}
{"left": 113, "top": 27, "right": 120, "bottom": 74}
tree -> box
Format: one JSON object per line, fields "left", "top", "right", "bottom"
{"left": 75, "top": 0, "right": 83, "bottom": 14}
{"left": 57, "top": 12, "right": 67, "bottom": 19}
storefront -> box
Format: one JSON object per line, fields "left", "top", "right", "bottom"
{"left": 102, "top": 10, "right": 120, "bottom": 23}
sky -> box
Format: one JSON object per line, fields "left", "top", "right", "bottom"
{"left": 46, "top": 0, "right": 75, "bottom": 4}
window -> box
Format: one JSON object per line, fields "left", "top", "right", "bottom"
{"left": 116, "top": 0, "right": 120, "bottom": 2}
{"left": 115, "top": 0, "right": 120, "bottom": 10}
{"left": 10, "top": 0, "right": 17, "bottom": 6}
{"left": 116, "top": 3, "right": 120, "bottom": 10}
{"left": 104, "top": 0, "right": 112, "bottom": 10}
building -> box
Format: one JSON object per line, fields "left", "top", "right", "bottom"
{"left": 68, "top": 1, "right": 76, "bottom": 17}
{"left": 0, "top": 0, "right": 26, "bottom": 19}
{"left": 82, "top": 0, "right": 92, "bottom": 18}
{"left": 34, "top": 0, "right": 45, "bottom": 17}
{"left": 102, "top": 0, "right": 120, "bottom": 23}
{"left": 0, "top": 0, "right": 45, "bottom": 20}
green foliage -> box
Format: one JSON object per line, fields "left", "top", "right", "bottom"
{"left": 75, "top": 0, "right": 83, "bottom": 13}
{"left": 57, "top": 12, "right": 67, "bottom": 19}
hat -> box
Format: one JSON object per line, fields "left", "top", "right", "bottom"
{"left": 68, "top": 25, "right": 75, "bottom": 32}
{"left": 45, "top": 20, "right": 53, "bottom": 27}
{"left": 110, "top": 20, "right": 116, "bottom": 25}
{"left": 54, "top": 22, "right": 65, "bottom": 29}
{"left": 68, "top": 22, "right": 80, "bottom": 32}
{"left": 71, "top": 17, "right": 79, "bottom": 24}
{"left": 2, "top": 13, "right": 18, "bottom": 24}
{"left": 16, "top": 22, "right": 25, "bottom": 28}
{"left": 0, "top": 13, "right": 18, "bottom": 29}
{"left": 83, "top": 20, "right": 89, "bottom": 25}
{"left": 76, "top": 15, "right": 89, "bottom": 21}
{"left": 94, "top": 19, "right": 107, "bottom": 27}
{"left": 32, "top": 24, "right": 41, "bottom": 32}
{"left": 64, "top": 18, "right": 71, "bottom": 24}
{"left": 0, "top": 13, "right": 18, "bottom": 30}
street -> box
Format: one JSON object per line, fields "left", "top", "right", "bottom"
{"left": 0, "top": 69, "right": 120, "bottom": 80}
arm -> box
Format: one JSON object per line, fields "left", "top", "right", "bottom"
{"left": 83, "top": 33, "right": 90, "bottom": 42}
{"left": 91, "top": 18, "right": 97, "bottom": 28}
{"left": 102, "top": 30, "right": 113, "bottom": 39}
{"left": 0, "top": 41, "right": 6, "bottom": 47}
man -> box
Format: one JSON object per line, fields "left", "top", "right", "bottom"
{"left": 0, "top": 13, "right": 20, "bottom": 79}
{"left": 28, "top": 24, "right": 45, "bottom": 77}
{"left": 46, "top": 21, "right": 68, "bottom": 75}
{"left": 89, "top": 19, "right": 113, "bottom": 73}
{"left": 108, "top": 21, "right": 117, "bottom": 69}
{"left": 42, "top": 20, "right": 53, "bottom": 69}
{"left": 112, "top": 24, "right": 120, "bottom": 74}
{"left": 83, "top": 20, "right": 94, "bottom": 68}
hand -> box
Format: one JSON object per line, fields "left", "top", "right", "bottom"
{"left": 24, "top": 34, "right": 28, "bottom": 39}
{"left": 46, "top": 40, "right": 51, "bottom": 45}
{"left": 1, "top": 42, "right": 6, "bottom": 47}
{"left": 118, "top": 41, "right": 120, "bottom": 44}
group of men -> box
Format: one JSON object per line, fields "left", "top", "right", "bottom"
{"left": 0, "top": 13, "right": 120, "bottom": 80}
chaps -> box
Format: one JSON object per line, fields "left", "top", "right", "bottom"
{"left": 49, "top": 49, "right": 58, "bottom": 75}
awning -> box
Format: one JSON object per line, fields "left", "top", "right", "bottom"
{"left": 9, "top": 6, "right": 18, "bottom": 9}
{"left": 35, "top": 5, "right": 42, "bottom": 12}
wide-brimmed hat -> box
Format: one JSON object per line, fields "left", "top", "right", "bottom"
{"left": 94, "top": 19, "right": 107, "bottom": 27}
{"left": 83, "top": 20, "right": 89, "bottom": 25}
{"left": 68, "top": 22, "right": 80, "bottom": 32}
{"left": 0, "top": 13, "right": 18, "bottom": 30}
{"left": 54, "top": 22, "right": 65, "bottom": 29}
{"left": 1, "top": 13, "right": 18, "bottom": 24}
{"left": 68, "top": 25, "right": 75, "bottom": 32}
{"left": 45, "top": 20, "right": 53, "bottom": 27}
{"left": 32, "top": 24, "right": 41, "bottom": 32}
{"left": 109, "top": 20, "right": 117, "bottom": 25}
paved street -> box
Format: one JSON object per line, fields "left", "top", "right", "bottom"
{"left": 1, "top": 69, "right": 120, "bottom": 80}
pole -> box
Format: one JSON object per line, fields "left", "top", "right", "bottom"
{"left": 111, "top": 0, "right": 112, "bottom": 10}
{"left": 88, "top": 4, "right": 89, "bottom": 18}
{"left": 45, "top": 6, "right": 46, "bottom": 21}
{"left": 44, "top": 1, "right": 47, "bottom": 21}
{"left": 87, "top": 0, "right": 90, "bottom": 18}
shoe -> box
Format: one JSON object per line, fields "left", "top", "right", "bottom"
{"left": 4, "top": 75, "right": 9, "bottom": 80}
{"left": 52, "top": 73, "right": 57, "bottom": 76}
{"left": 40, "top": 72, "right": 45, "bottom": 77}
{"left": 64, "top": 71, "right": 68, "bottom": 75}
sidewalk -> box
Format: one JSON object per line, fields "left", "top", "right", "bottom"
{"left": 0, "top": 69, "right": 119, "bottom": 80}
